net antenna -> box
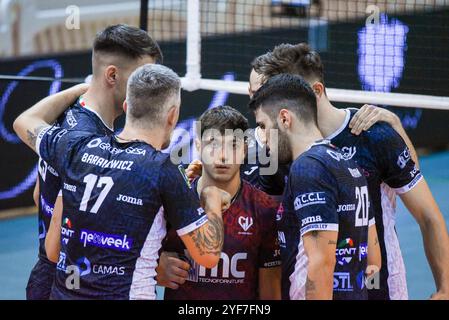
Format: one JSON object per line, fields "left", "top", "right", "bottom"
{"left": 182, "top": 1, "right": 449, "bottom": 110}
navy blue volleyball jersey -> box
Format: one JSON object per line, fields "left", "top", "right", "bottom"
{"left": 36, "top": 126, "right": 207, "bottom": 300}
{"left": 37, "top": 99, "right": 113, "bottom": 262}
{"left": 240, "top": 127, "right": 288, "bottom": 196}
{"left": 327, "top": 109, "right": 422, "bottom": 300}
{"left": 279, "top": 140, "right": 374, "bottom": 300}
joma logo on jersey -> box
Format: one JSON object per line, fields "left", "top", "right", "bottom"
{"left": 294, "top": 192, "right": 326, "bottom": 210}
{"left": 116, "top": 194, "right": 143, "bottom": 206}
{"left": 238, "top": 216, "right": 253, "bottom": 233}
{"left": 397, "top": 147, "right": 411, "bottom": 169}
{"left": 301, "top": 215, "right": 322, "bottom": 227}
{"left": 337, "top": 203, "right": 356, "bottom": 213}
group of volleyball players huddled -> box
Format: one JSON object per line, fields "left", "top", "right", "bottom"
{"left": 13, "top": 24, "right": 449, "bottom": 300}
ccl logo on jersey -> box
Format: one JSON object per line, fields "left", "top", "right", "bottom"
{"left": 294, "top": 192, "right": 326, "bottom": 210}
{"left": 185, "top": 251, "right": 248, "bottom": 284}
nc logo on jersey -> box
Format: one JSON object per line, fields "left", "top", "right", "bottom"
{"left": 294, "top": 192, "right": 326, "bottom": 210}
{"left": 238, "top": 216, "right": 253, "bottom": 234}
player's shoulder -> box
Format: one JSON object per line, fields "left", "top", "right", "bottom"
{"left": 292, "top": 141, "right": 335, "bottom": 171}
{"left": 241, "top": 180, "right": 279, "bottom": 211}
{"left": 346, "top": 107, "right": 400, "bottom": 144}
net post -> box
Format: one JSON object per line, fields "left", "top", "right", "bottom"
{"left": 183, "top": 0, "right": 201, "bottom": 92}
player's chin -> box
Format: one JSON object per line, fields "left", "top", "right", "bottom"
{"left": 211, "top": 171, "right": 234, "bottom": 183}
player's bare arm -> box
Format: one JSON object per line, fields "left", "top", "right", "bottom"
{"left": 399, "top": 178, "right": 449, "bottom": 299}
{"left": 180, "top": 185, "right": 229, "bottom": 268}
{"left": 45, "top": 196, "right": 63, "bottom": 263}
{"left": 349, "top": 104, "right": 419, "bottom": 167}
{"left": 258, "top": 267, "right": 281, "bottom": 300}
{"left": 367, "top": 224, "right": 382, "bottom": 275}
{"left": 13, "top": 84, "right": 89, "bottom": 153}
{"left": 155, "top": 251, "right": 190, "bottom": 290}
{"left": 303, "top": 230, "right": 338, "bottom": 300}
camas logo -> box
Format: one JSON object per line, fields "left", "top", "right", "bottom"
{"left": 75, "top": 257, "right": 125, "bottom": 276}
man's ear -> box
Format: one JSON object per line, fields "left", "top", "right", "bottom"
{"left": 279, "top": 109, "right": 292, "bottom": 130}
{"left": 105, "top": 65, "right": 118, "bottom": 86}
{"left": 312, "top": 81, "right": 325, "bottom": 99}
{"left": 166, "top": 105, "right": 179, "bottom": 128}
{"left": 122, "top": 100, "right": 128, "bottom": 113}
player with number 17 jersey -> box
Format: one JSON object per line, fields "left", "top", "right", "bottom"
{"left": 36, "top": 125, "right": 208, "bottom": 300}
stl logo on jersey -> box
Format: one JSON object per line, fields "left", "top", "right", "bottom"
{"left": 238, "top": 216, "right": 253, "bottom": 235}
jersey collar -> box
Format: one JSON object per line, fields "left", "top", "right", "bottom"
{"left": 325, "top": 109, "right": 351, "bottom": 140}
{"left": 79, "top": 96, "right": 114, "bottom": 133}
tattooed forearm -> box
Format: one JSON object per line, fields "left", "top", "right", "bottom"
{"left": 188, "top": 212, "right": 224, "bottom": 256}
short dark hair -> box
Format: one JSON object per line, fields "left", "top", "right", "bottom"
{"left": 93, "top": 24, "right": 163, "bottom": 62}
{"left": 251, "top": 43, "right": 324, "bottom": 84}
{"left": 248, "top": 73, "right": 318, "bottom": 126}
{"left": 197, "top": 106, "right": 249, "bottom": 137}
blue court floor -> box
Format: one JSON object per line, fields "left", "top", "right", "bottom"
{"left": 1, "top": 151, "right": 448, "bottom": 300}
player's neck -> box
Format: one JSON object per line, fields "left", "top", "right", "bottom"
{"left": 82, "top": 85, "right": 119, "bottom": 129}
{"left": 290, "top": 127, "right": 323, "bottom": 161}
{"left": 117, "top": 125, "right": 165, "bottom": 150}
{"left": 317, "top": 98, "right": 347, "bottom": 138}
{"left": 197, "top": 172, "right": 241, "bottom": 200}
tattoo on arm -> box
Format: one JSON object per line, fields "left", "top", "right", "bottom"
{"left": 374, "top": 237, "right": 379, "bottom": 246}
{"left": 26, "top": 125, "right": 47, "bottom": 149}
{"left": 188, "top": 213, "right": 223, "bottom": 256}
{"left": 328, "top": 239, "right": 337, "bottom": 245}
